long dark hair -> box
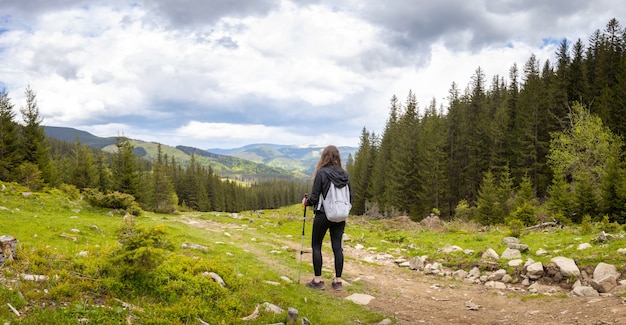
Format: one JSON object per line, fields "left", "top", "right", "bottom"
{"left": 312, "top": 145, "right": 342, "bottom": 179}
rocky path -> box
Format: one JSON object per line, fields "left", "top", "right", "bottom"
{"left": 181, "top": 215, "right": 626, "bottom": 325}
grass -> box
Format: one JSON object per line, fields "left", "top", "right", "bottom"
{"left": 2, "top": 181, "right": 626, "bottom": 324}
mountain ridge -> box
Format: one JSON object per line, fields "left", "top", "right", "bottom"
{"left": 43, "top": 126, "right": 357, "bottom": 179}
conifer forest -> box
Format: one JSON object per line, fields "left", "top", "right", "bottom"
{"left": 347, "top": 19, "right": 626, "bottom": 225}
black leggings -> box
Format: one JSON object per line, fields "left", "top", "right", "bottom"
{"left": 311, "top": 212, "right": 346, "bottom": 277}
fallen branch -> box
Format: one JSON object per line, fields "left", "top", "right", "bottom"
{"left": 525, "top": 221, "right": 559, "bottom": 230}
{"left": 7, "top": 303, "right": 20, "bottom": 316}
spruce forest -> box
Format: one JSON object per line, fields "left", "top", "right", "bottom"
{"left": 2, "top": 19, "right": 626, "bottom": 225}
{"left": 347, "top": 18, "right": 626, "bottom": 226}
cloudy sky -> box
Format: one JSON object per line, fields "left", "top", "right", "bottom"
{"left": 0, "top": 1, "right": 623, "bottom": 149}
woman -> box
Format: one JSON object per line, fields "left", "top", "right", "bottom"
{"left": 302, "top": 145, "right": 351, "bottom": 291}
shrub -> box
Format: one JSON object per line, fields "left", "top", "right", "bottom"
{"left": 580, "top": 215, "right": 594, "bottom": 234}
{"left": 507, "top": 219, "right": 525, "bottom": 238}
{"left": 599, "top": 215, "right": 621, "bottom": 233}
{"left": 509, "top": 202, "right": 536, "bottom": 226}
{"left": 83, "top": 188, "right": 143, "bottom": 215}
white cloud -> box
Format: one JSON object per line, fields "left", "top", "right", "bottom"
{"left": 1, "top": 0, "right": 624, "bottom": 149}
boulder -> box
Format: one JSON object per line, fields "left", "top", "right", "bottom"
{"left": 501, "top": 248, "right": 522, "bottom": 259}
{"left": 482, "top": 248, "right": 499, "bottom": 261}
{"left": 590, "top": 275, "right": 617, "bottom": 293}
{"left": 593, "top": 262, "right": 620, "bottom": 280}
{"left": 526, "top": 262, "right": 544, "bottom": 280}
{"left": 550, "top": 257, "right": 580, "bottom": 277}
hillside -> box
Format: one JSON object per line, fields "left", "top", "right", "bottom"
{"left": 44, "top": 126, "right": 310, "bottom": 180}
{"left": 209, "top": 144, "right": 357, "bottom": 175}
{"left": 44, "top": 126, "right": 356, "bottom": 179}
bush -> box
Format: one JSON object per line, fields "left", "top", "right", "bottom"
{"left": 83, "top": 188, "right": 143, "bottom": 215}
{"left": 507, "top": 219, "right": 525, "bottom": 238}
{"left": 580, "top": 215, "right": 594, "bottom": 234}
{"left": 599, "top": 215, "right": 621, "bottom": 233}
{"left": 509, "top": 202, "right": 536, "bottom": 226}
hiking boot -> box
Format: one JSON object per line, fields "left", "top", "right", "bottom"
{"left": 305, "top": 279, "right": 325, "bottom": 290}
{"left": 331, "top": 281, "right": 343, "bottom": 291}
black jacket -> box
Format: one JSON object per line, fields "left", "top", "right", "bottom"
{"left": 305, "top": 165, "right": 351, "bottom": 214}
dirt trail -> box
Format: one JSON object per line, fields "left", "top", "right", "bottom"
{"left": 181, "top": 216, "right": 626, "bottom": 325}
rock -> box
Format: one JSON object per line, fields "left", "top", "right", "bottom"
{"left": 482, "top": 248, "right": 499, "bottom": 261}
{"left": 611, "top": 284, "right": 626, "bottom": 295}
{"left": 501, "top": 274, "right": 513, "bottom": 283}
{"left": 488, "top": 269, "right": 507, "bottom": 281}
{"left": 0, "top": 235, "right": 18, "bottom": 263}
{"left": 76, "top": 251, "right": 89, "bottom": 257}
{"left": 503, "top": 237, "right": 521, "bottom": 245}
{"left": 398, "top": 261, "right": 410, "bottom": 267}
{"left": 590, "top": 275, "right": 617, "bottom": 293}
{"left": 526, "top": 262, "right": 544, "bottom": 280}
{"left": 508, "top": 259, "right": 524, "bottom": 267}
{"left": 618, "top": 248, "right": 626, "bottom": 254}
{"left": 420, "top": 215, "right": 443, "bottom": 228}
{"left": 536, "top": 248, "right": 548, "bottom": 256}
{"left": 550, "top": 256, "right": 580, "bottom": 277}
{"left": 508, "top": 243, "right": 529, "bottom": 252}
{"left": 345, "top": 293, "right": 375, "bottom": 305}
{"left": 287, "top": 307, "right": 299, "bottom": 324}
{"left": 577, "top": 243, "right": 592, "bottom": 250}
{"left": 441, "top": 245, "right": 464, "bottom": 253}
{"left": 593, "top": 262, "right": 620, "bottom": 280}
{"left": 501, "top": 248, "right": 522, "bottom": 259}
{"left": 485, "top": 281, "right": 507, "bottom": 289}
{"left": 452, "top": 269, "right": 469, "bottom": 280}
{"left": 572, "top": 286, "right": 599, "bottom": 297}
{"left": 378, "top": 319, "right": 393, "bottom": 325}
{"left": 182, "top": 243, "right": 209, "bottom": 250}
{"left": 280, "top": 276, "right": 293, "bottom": 283}
{"left": 409, "top": 256, "right": 425, "bottom": 271}
{"left": 302, "top": 317, "right": 311, "bottom": 325}
{"left": 262, "top": 302, "right": 284, "bottom": 314}
{"left": 468, "top": 267, "right": 481, "bottom": 279}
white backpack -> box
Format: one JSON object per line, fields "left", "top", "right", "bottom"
{"left": 317, "top": 182, "right": 352, "bottom": 222}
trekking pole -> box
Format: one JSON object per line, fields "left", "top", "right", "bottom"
{"left": 298, "top": 193, "right": 308, "bottom": 284}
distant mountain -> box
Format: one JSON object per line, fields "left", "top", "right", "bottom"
{"left": 43, "top": 126, "right": 356, "bottom": 179}
{"left": 44, "top": 126, "right": 118, "bottom": 149}
{"left": 44, "top": 126, "right": 304, "bottom": 179}
{"left": 208, "top": 144, "right": 357, "bottom": 175}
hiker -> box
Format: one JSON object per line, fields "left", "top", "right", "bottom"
{"left": 302, "top": 145, "right": 351, "bottom": 291}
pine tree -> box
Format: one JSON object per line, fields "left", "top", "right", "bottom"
{"left": 19, "top": 85, "right": 51, "bottom": 184}
{"left": 70, "top": 139, "right": 98, "bottom": 189}
{"left": 112, "top": 136, "right": 140, "bottom": 198}
{"left": 0, "top": 89, "right": 21, "bottom": 181}
{"left": 148, "top": 144, "right": 178, "bottom": 213}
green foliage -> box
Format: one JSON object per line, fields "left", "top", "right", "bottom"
{"left": 105, "top": 220, "right": 173, "bottom": 288}
{"left": 83, "top": 188, "right": 142, "bottom": 215}
{"left": 599, "top": 215, "right": 621, "bottom": 233}
{"left": 454, "top": 199, "right": 474, "bottom": 221}
{"left": 580, "top": 215, "right": 594, "bottom": 235}
{"left": 507, "top": 218, "right": 525, "bottom": 238}
{"left": 509, "top": 202, "right": 537, "bottom": 227}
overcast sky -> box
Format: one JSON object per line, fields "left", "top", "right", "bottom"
{"left": 0, "top": 1, "right": 623, "bottom": 149}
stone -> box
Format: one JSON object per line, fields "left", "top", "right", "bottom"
{"left": 345, "top": 293, "right": 375, "bottom": 305}
{"left": 262, "top": 302, "right": 284, "bottom": 314}
{"left": 501, "top": 248, "right": 522, "bottom": 259}
{"left": 482, "top": 248, "right": 499, "bottom": 261}
{"left": 577, "top": 243, "right": 592, "bottom": 250}
{"left": 508, "top": 243, "right": 529, "bottom": 252}
{"left": 409, "top": 256, "right": 425, "bottom": 271}
{"left": 487, "top": 269, "right": 507, "bottom": 281}
{"left": 441, "top": 245, "right": 464, "bottom": 253}
{"left": 572, "top": 286, "right": 599, "bottom": 297}
{"left": 287, "top": 307, "right": 299, "bottom": 324}
{"left": 590, "top": 275, "right": 617, "bottom": 293}
{"left": 452, "top": 269, "right": 469, "bottom": 280}
{"left": 593, "top": 262, "right": 620, "bottom": 280}
{"left": 526, "top": 262, "right": 544, "bottom": 280}
{"left": 502, "top": 237, "right": 521, "bottom": 245}
{"left": 484, "top": 281, "right": 507, "bottom": 289}
{"left": 0, "top": 235, "right": 18, "bottom": 263}
{"left": 536, "top": 248, "right": 548, "bottom": 256}
{"left": 508, "top": 259, "right": 523, "bottom": 267}
{"left": 468, "top": 267, "right": 481, "bottom": 279}
{"left": 550, "top": 256, "right": 580, "bottom": 277}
